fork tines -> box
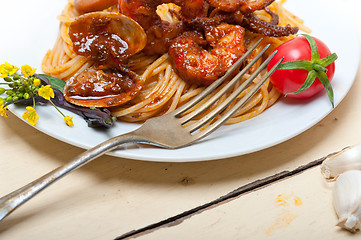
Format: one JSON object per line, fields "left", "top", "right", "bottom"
{"left": 175, "top": 39, "right": 283, "bottom": 138}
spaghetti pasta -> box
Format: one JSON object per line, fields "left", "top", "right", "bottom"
{"left": 42, "top": 0, "right": 309, "bottom": 124}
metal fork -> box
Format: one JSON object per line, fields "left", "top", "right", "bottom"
{"left": 0, "top": 39, "right": 283, "bottom": 222}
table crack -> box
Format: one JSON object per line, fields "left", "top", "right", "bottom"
{"left": 114, "top": 150, "right": 341, "bottom": 240}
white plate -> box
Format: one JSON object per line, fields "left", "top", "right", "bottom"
{"left": 1, "top": 0, "right": 359, "bottom": 162}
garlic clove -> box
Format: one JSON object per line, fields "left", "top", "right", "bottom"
{"left": 321, "top": 145, "right": 361, "bottom": 181}
{"left": 333, "top": 170, "right": 361, "bottom": 232}
{"left": 337, "top": 215, "right": 360, "bottom": 232}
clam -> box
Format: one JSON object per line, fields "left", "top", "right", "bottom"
{"left": 64, "top": 11, "right": 147, "bottom": 107}
{"left": 69, "top": 11, "right": 147, "bottom": 66}
{"left": 64, "top": 68, "right": 143, "bottom": 108}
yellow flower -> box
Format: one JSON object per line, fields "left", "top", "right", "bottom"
{"left": 22, "top": 106, "right": 39, "bottom": 125}
{"left": 38, "top": 85, "right": 54, "bottom": 100}
{"left": 0, "top": 62, "right": 19, "bottom": 78}
{"left": 0, "top": 65, "right": 5, "bottom": 78}
{"left": 64, "top": 116, "right": 74, "bottom": 127}
{"left": 21, "top": 64, "right": 36, "bottom": 78}
{"left": 33, "top": 78, "right": 41, "bottom": 87}
{"left": 0, "top": 104, "right": 8, "bottom": 117}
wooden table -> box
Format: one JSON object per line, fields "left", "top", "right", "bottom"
{"left": 1, "top": 0, "right": 361, "bottom": 239}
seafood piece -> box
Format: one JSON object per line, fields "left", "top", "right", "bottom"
{"left": 74, "top": 0, "right": 117, "bottom": 13}
{"left": 240, "top": 0, "right": 275, "bottom": 13}
{"left": 241, "top": 12, "right": 298, "bottom": 37}
{"left": 169, "top": 23, "right": 245, "bottom": 86}
{"left": 176, "top": 0, "right": 209, "bottom": 19}
{"left": 119, "top": 0, "right": 160, "bottom": 30}
{"left": 169, "top": 31, "right": 215, "bottom": 85}
{"left": 205, "top": 0, "right": 274, "bottom": 13}
{"left": 204, "top": 23, "right": 246, "bottom": 70}
{"left": 119, "top": 0, "right": 208, "bottom": 27}
{"left": 67, "top": 12, "right": 147, "bottom": 107}
{"left": 264, "top": 7, "right": 279, "bottom": 25}
{"left": 144, "top": 21, "right": 185, "bottom": 55}
{"left": 69, "top": 12, "right": 147, "bottom": 68}
{"left": 64, "top": 69, "right": 143, "bottom": 107}
{"left": 190, "top": 13, "right": 232, "bottom": 30}
{"left": 201, "top": 7, "right": 297, "bottom": 37}
{"left": 205, "top": 0, "right": 245, "bottom": 12}
{"left": 204, "top": 0, "right": 298, "bottom": 37}
{"left": 118, "top": 0, "right": 208, "bottom": 54}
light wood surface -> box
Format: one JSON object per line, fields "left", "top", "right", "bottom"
{"left": 1, "top": 0, "right": 361, "bottom": 239}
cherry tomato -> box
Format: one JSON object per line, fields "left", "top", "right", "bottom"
{"left": 267, "top": 35, "right": 336, "bottom": 100}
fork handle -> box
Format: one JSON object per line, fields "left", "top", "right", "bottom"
{"left": 0, "top": 132, "right": 142, "bottom": 222}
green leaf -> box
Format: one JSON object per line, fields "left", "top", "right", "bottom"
{"left": 302, "top": 34, "right": 320, "bottom": 61}
{"left": 317, "top": 70, "right": 334, "bottom": 107}
{"left": 38, "top": 74, "right": 65, "bottom": 92}
{"left": 287, "top": 70, "right": 317, "bottom": 95}
{"left": 277, "top": 60, "right": 313, "bottom": 71}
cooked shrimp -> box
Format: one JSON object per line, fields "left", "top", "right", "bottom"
{"left": 204, "top": 23, "right": 246, "bottom": 70}
{"left": 169, "top": 23, "right": 245, "bottom": 86}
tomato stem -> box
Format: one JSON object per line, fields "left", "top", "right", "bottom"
{"left": 317, "top": 70, "right": 334, "bottom": 108}
{"left": 302, "top": 34, "right": 320, "bottom": 61}
{"left": 287, "top": 70, "right": 317, "bottom": 96}
{"left": 313, "top": 64, "right": 327, "bottom": 73}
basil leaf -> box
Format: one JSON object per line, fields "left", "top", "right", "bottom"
{"left": 37, "top": 74, "right": 66, "bottom": 91}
